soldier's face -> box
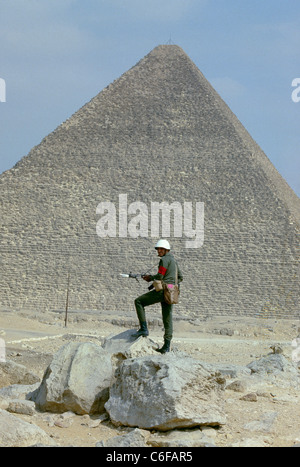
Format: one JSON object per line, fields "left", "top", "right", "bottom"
{"left": 156, "top": 248, "right": 167, "bottom": 257}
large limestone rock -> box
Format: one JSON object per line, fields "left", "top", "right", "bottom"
{"left": 0, "top": 409, "right": 57, "bottom": 447}
{"left": 105, "top": 353, "right": 226, "bottom": 431}
{"left": 31, "top": 342, "right": 113, "bottom": 414}
{"left": 102, "top": 329, "right": 159, "bottom": 360}
{"left": 30, "top": 332, "right": 163, "bottom": 416}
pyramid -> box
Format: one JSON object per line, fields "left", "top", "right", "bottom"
{"left": 1, "top": 45, "right": 299, "bottom": 318}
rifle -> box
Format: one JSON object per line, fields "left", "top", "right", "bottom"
{"left": 120, "top": 272, "right": 148, "bottom": 283}
{"left": 120, "top": 261, "right": 157, "bottom": 288}
{"left": 120, "top": 271, "right": 154, "bottom": 290}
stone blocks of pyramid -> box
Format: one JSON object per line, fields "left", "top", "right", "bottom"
{"left": 0, "top": 45, "right": 299, "bottom": 318}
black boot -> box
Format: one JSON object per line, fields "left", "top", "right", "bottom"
{"left": 156, "top": 339, "right": 171, "bottom": 354}
{"left": 133, "top": 321, "right": 149, "bottom": 337}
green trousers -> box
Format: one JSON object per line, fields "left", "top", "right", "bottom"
{"left": 134, "top": 290, "right": 173, "bottom": 341}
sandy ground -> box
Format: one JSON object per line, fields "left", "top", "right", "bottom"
{"left": 0, "top": 307, "right": 299, "bottom": 447}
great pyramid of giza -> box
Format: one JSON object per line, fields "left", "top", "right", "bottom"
{"left": 1, "top": 45, "right": 299, "bottom": 318}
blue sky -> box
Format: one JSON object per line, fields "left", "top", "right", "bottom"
{"left": 0, "top": 0, "right": 299, "bottom": 196}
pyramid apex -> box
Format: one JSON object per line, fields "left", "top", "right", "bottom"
{"left": 150, "top": 43, "right": 184, "bottom": 51}
{"left": 145, "top": 43, "right": 189, "bottom": 58}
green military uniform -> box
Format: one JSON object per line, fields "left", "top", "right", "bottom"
{"left": 134, "top": 252, "right": 183, "bottom": 341}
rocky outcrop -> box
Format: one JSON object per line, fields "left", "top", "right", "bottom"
{"left": 31, "top": 342, "right": 113, "bottom": 414}
{"left": 105, "top": 353, "right": 226, "bottom": 431}
{"left": 102, "top": 329, "right": 159, "bottom": 359}
{"left": 1, "top": 330, "right": 299, "bottom": 447}
{"left": 29, "top": 332, "right": 160, "bottom": 415}
{"left": 29, "top": 332, "right": 227, "bottom": 430}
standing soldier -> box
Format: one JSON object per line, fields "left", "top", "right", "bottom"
{"left": 133, "top": 239, "right": 183, "bottom": 353}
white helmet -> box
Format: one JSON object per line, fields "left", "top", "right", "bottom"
{"left": 155, "top": 239, "right": 171, "bottom": 250}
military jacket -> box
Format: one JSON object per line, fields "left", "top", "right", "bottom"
{"left": 150, "top": 252, "right": 183, "bottom": 285}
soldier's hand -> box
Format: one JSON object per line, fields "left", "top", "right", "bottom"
{"left": 142, "top": 275, "right": 151, "bottom": 282}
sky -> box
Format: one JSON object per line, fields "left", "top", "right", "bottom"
{"left": 0, "top": 0, "right": 299, "bottom": 196}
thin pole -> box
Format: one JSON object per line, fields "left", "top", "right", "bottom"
{"left": 65, "top": 272, "right": 70, "bottom": 328}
